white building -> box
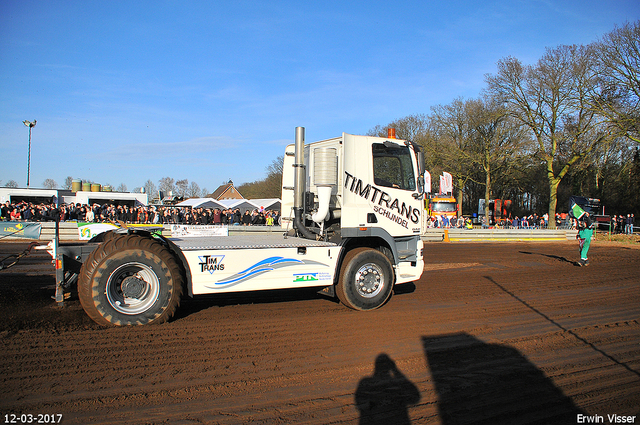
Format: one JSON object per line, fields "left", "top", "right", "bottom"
{"left": 0, "top": 187, "right": 148, "bottom": 207}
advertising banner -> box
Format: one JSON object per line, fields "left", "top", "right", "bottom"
{"left": 170, "top": 224, "right": 228, "bottom": 237}
{"left": 0, "top": 222, "right": 42, "bottom": 240}
{"left": 441, "top": 172, "right": 453, "bottom": 194}
{"left": 425, "top": 170, "right": 431, "bottom": 193}
{"left": 77, "top": 222, "right": 163, "bottom": 240}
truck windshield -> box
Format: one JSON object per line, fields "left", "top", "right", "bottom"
{"left": 431, "top": 202, "right": 456, "bottom": 212}
{"left": 372, "top": 143, "right": 416, "bottom": 191}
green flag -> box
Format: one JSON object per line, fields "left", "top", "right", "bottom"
{"left": 571, "top": 202, "right": 585, "bottom": 219}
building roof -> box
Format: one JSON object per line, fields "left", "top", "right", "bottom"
{"left": 209, "top": 181, "right": 244, "bottom": 200}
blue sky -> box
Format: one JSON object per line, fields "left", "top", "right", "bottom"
{"left": 1, "top": 1, "right": 638, "bottom": 194}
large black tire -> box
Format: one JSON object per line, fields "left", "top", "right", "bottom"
{"left": 336, "top": 247, "right": 394, "bottom": 311}
{"left": 87, "top": 229, "right": 119, "bottom": 243}
{"left": 78, "top": 234, "right": 183, "bottom": 326}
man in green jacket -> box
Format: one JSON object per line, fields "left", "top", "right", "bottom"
{"left": 576, "top": 211, "right": 593, "bottom": 266}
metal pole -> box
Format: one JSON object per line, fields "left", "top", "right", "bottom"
{"left": 23, "top": 119, "right": 36, "bottom": 187}
{"left": 27, "top": 126, "right": 31, "bottom": 187}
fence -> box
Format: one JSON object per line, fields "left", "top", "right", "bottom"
{"left": 423, "top": 228, "right": 578, "bottom": 242}
{"left": 0, "top": 222, "right": 583, "bottom": 242}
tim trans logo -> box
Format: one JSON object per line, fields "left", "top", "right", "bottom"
{"left": 199, "top": 255, "right": 225, "bottom": 274}
{"left": 293, "top": 273, "right": 319, "bottom": 283}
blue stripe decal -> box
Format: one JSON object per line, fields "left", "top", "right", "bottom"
{"left": 205, "top": 256, "right": 328, "bottom": 289}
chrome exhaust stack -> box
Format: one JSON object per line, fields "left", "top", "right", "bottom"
{"left": 293, "top": 127, "right": 315, "bottom": 239}
{"left": 293, "top": 127, "right": 306, "bottom": 213}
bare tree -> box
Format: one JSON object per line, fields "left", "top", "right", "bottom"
{"left": 367, "top": 114, "right": 430, "bottom": 143}
{"left": 486, "top": 45, "right": 607, "bottom": 227}
{"left": 5, "top": 180, "right": 18, "bottom": 188}
{"left": 591, "top": 21, "right": 640, "bottom": 143}
{"left": 266, "top": 156, "right": 284, "bottom": 177}
{"left": 116, "top": 183, "right": 128, "bottom": 193}
{"left": 464, "top": 97, "right": 528, "bottom": 220}
{"left": 187, "top": 181, "right": 201, "bottom": 198}
{"left": 175, "top": 179, "right": 189, "bottom": 197}
{"left": 158, "top": 177, "right": 174, "bottom": 196}
{"left": 42, "top": 178, "right": 58, "bottom": 189}
{"left": 64, "top": 176, "right": 73, "bottom": 190}
{"left": 429, "top": 99, "right": 477, "bottom": 213}
{"left": 144, "top": 179, "right": 157, "bottom": 197}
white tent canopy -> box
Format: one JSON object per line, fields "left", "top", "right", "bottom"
{"left": 174, "top": 198, "right": 281, "bottom": 213}
{"left": 250, "top": 199, "right": 281, "bottom": 211}
{"left": 174, "top": 198, "right": 224, "bottom": 209}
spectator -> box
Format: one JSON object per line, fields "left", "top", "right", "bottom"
{"left": 85, "top": 207, "right": 94, "bottom": 223}
{"left": 10, "top": 206, "right": 21, "bottom": 221}
{"left": 212, "top": 208, "right": 222, "bottom": 225}
{"left": 626, "top": 214, "right": 635, "bottom": 235}
{"left": 617, "top": 215, "right": 625, "bottom": 234}
{"left": 242, "top": 210, "right": 252, "bottom": 225}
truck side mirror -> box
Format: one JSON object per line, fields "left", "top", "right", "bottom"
{"left": 413, "top": 175, "right": 425, "bottom": 199}
{"left": 414, "top": 150, "right": 426, "bottom": 199}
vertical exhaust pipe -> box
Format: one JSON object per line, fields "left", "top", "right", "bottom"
{"left": 293, "top": 127, "right": 315, "bottom": 239}
{"left": 293, "top": 127, "right": 305, "bottom": 212}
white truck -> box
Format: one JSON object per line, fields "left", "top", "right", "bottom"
{"left": 51, "top": 127, "right": 426, "bottom": 326}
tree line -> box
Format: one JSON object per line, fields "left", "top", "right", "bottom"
{"left": 2, "top": 176, "right": 211, "bottom": 201}
{"left": 241, "top": 22, "right": 639, "bottom": 228}
{"left": 365, "top": 21, "right": 640, "bottom": 228}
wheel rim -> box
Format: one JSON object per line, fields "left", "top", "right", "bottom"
{"left": 355, "top": 262, "right": 385, "bottom": 298}
{"left": 106, "top": 262, "right": 160, "bottom": 315}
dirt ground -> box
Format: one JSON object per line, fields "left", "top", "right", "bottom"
{"left": 0, "top": 240, "right": 638, "bottom": 424}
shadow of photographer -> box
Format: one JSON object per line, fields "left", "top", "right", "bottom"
{"left": 355, "top": 353, "right": 421, "bottom": 424}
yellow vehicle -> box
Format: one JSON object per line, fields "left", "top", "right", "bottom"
{"left": 427, "top": 195, "right": 458, "bottom": 221}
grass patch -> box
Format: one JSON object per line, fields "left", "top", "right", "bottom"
{"left": 593, "top": 232, "right": 640, "bottom": 246}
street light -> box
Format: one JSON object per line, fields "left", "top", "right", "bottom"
{"left": 23, "top": 119, "right": 36, "bottom": 187}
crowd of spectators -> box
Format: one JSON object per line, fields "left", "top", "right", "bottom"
{"left": 426, "top": 211, "right": 635, "bottom": 233}
{"left": 426, "top": 212, "right": 556, "bottom": 229}
{"left": 611, "top": 214, "right": 636, "bottom": 234}
{"left": 495, "top": 213, "right": 557, "bottom": 229}
{"left": 2, "top": 200, "right": 635, "bottom": 233}
{"left": 0, "top": 201, "right": 281, "bottom": 226}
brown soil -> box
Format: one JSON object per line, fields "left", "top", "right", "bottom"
{"left": 1, "top": 240, "right": 638, "bottom": 424}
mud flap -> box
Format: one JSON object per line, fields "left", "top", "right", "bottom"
{"left": 317, "top": 285, "right": 335, "bottom": 298}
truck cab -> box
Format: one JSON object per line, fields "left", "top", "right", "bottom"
{"left": 427, "top": 195, "right": 458, "bottom": 222}
{"left": 281, "top": 129, "right": 425, "bottom": 283}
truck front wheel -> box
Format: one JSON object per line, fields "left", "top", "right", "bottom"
{"left": 337, "top": 247, "right": 394, "bottom": 311}
{"left": 78, "top": 234, "right": 183, "bottom": 326}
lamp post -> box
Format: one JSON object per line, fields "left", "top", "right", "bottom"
{"left": 23, "top": 120, "right": 36, "bottom": 187}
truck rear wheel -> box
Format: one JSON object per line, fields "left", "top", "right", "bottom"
{"left": 336, "top": 247, "right": 394, "bottom": 311}
{"left": 78, "top": 234, "right": 183, "bottom": 326}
